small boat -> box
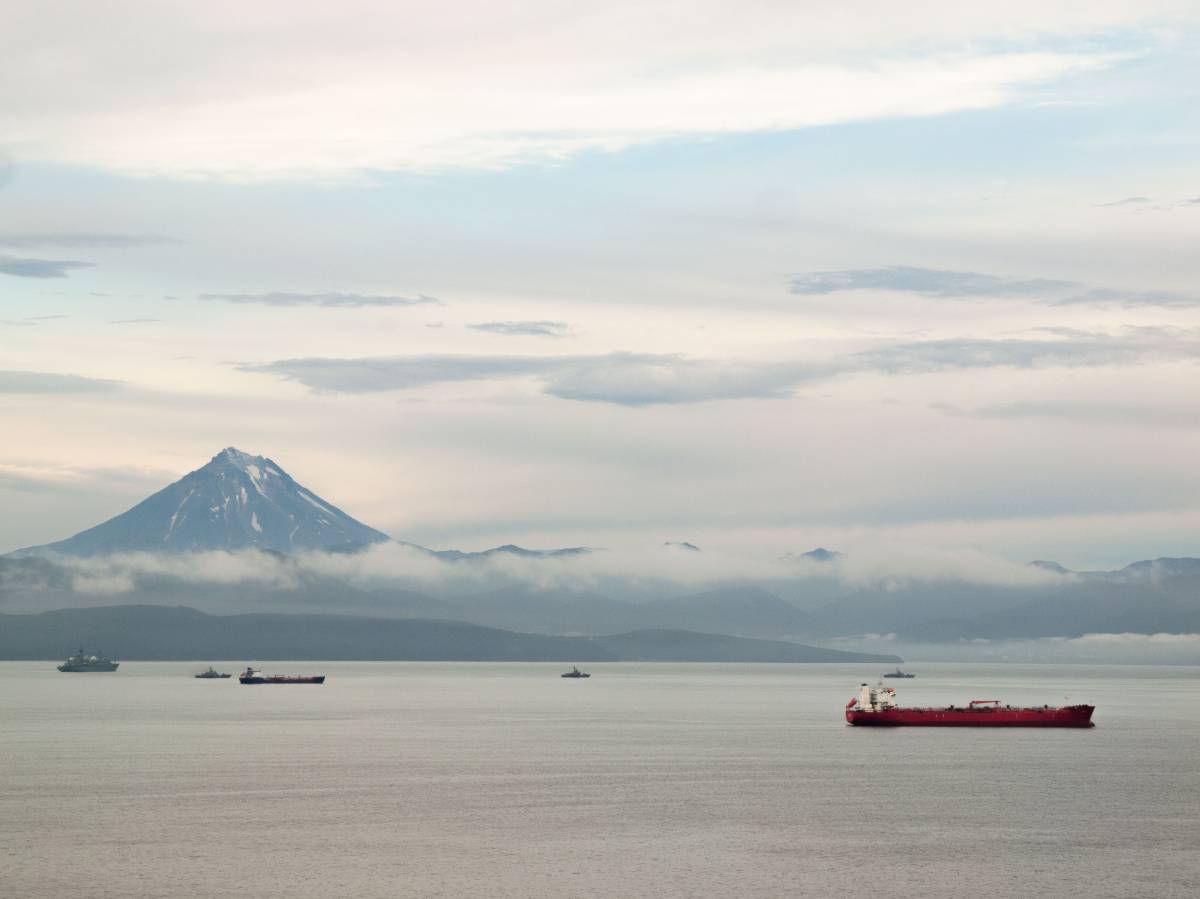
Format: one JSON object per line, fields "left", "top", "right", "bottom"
{"left": 57, "top": 648, "right": 118, "bottom": 672}
{"left": 238, "top": 666, "right": 325, "bottom": 685}
{"left": 194, "top": 666, "right": 232, "bottom": 679}
{"left": 882, "top": 668, "right": 915, "bottom": 679}
{"left": 846, "top": 681, "right": 1094, "bottom": 727}
{"left": 561, "top": 666, "right": 591, "bottom": 678}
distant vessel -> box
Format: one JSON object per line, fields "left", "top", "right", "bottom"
{"left": 882, "top": 668, "right": 915, "bottom": 679}
{"left": 238, "top": 666, "right": 325, "bottom": 685}
{"left": 194, "top": 666, "right": 232, "bottom": 679}
{"left": 846, "top": 681, "right": 1094, "bottom": 727}
{"left": 57, "top": 648, "right": 118, "bottom": 672}
{"left": 561, "top": 666, "right": 591, "bottom": 678}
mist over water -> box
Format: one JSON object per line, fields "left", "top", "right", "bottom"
{"left": 3, "top": 662, "right": 1197, "bottom": 898}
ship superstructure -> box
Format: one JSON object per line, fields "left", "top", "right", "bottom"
{"left": 57, "top": 648, "right": 119, "bottom": 672}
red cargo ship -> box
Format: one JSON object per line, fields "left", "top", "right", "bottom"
{"left": 846, "top": 681, "right": 1094, "bottom": 727}
{"left": 238, "top": 666, "right": 325, "bottom": 685}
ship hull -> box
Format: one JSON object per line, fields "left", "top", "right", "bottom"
{"left": 846, "top": 705, "right": 1094, "bottom": 727}
{"left": 239, "top": 675, "right": 325, "bottom": 684}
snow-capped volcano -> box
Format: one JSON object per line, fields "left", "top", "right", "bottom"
{"left": 20, "top": 447, "right": 389, "bottom": 555}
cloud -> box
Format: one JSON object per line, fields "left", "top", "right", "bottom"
{"left": 790, "top": 265, "right": 1076, "bottom": 298}
{"left": 5, "top": 313, "right": 70, "bottom": 326}
{"left": 0, "top": 460, "right": 170, "bottom": 495}
{"left": 542, "top": 354, "right": 804, "bottom": 405}
{"left": 197, "top": 292, "right": 439, "bottom": 308}
{"left": 0, "top": 370, "right": 120, "bottom": 394}
{"left": 69, "top": 572, "right": 137, "bottom": 595}
{"left": 108, "top": 318, "right": 161, "bottom": 325}
{"left": 1095, "top": 196, "right": 1149, "bottom": 206}
{"left": 240, "top": 327, "right": 1200, "bottom": 405}
{"left": 0, "top": 254, "right": 94, "bottom": 278}
{"left": 57, "top": 550, "right": 303, "bottom": 594}
{"left": 789, "top": 265, "right": 1199, "bottom": 307}
{"left": 828, "top": 631, "right": 1200, "bottom": 662}
{"left": 849, "top": 327, "right": 1200, "bottom": 373}
{"left": 936, "top": 400, "right": 1200, "bottom": 430}
{"left": 241, "top": 352, "right": 811, "bottom": 405}
{"left": 469, "top": 321, "right": 570, "bottom": 338}
{"left": 1066, "top": 632, "right": 1200, "bottom": 647}
{"left": 0, "top": 233, "right": 176, "bottom": 248}
{"left": 1057, "top": 288, "right": 1199, "bottom": 308}
{"left": 0, "top": 470, "right": 65, "bottom": 494}
{"left": 26, "top": 537, "right": 1061, "bottom": 601}
{"left": 1, "top": 0, "right": 1132, "bottom": 181}
{"left": 806, "top": 539, "right": 1067, "bottom": 589}
{"left": 241, "top": 354, "right": 559, "bottom": 393}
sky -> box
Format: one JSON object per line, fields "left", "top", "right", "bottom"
{"left": 3, "top": 1, "right": 1200, "bottom": 567}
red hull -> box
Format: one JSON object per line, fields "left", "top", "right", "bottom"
{"left": 846, "top": 705, "right": 1094, "bottom": 727}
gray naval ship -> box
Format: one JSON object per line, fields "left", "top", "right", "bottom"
{"left": 58, "top": 648, "right": 119, "bottom": 672}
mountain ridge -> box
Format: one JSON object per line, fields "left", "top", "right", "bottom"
{"left": 4, "top": 448, "right": 1199, "bottom": 646}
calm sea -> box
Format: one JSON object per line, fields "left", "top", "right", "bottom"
{"left": 2, "top": 662, "right": 1198, "bottom": 898}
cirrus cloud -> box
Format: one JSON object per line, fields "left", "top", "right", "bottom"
{"left": 790, "top": 265, "right": 1199, "bottom": 307}
{"left": 0, "top": 370, "right": 121, "bottom": 394}
{"left": 469, "top": 321, "right": 570, "bottom": 338}
{"left": 197, "top": 292, "right": 440, "bottom": 308}
{"left": 0, "top": 233, "right": 177, "bottom": 249}
{"left": 0, "top": 254, "right": 94, "bottom": 279}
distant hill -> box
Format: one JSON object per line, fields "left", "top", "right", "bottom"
{"left": 1028, "top": 560, "right": 1070, "bottom": 574}
{"left": 16, "top": 448, "right": 389, "bottom": 556}
{"left": 449, "top": 584, "right": 644, "bottom": 634}
{"left": 799, "top": 547, "right": 842, "bottom": 563}
{"left": 426, "top": 543, "right": 591, "bottom": 561}
{"left": 804, "top": 556, "right": 1200, "bottom": 641}
{"left": 635, "top": 585, "right": 812, "bottom": 638}
{"left": 0, "top": 605, "right": 901, "bottom": 663}
{"left": 446, "top": 584, "right": 813, "bottom": 639}
{"left": 910, "top": 560, "right": 1200, "bottom": 640}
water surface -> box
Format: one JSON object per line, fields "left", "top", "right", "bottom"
{"left": 2, "top": 662, "right": 1197, "bottom": 898}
